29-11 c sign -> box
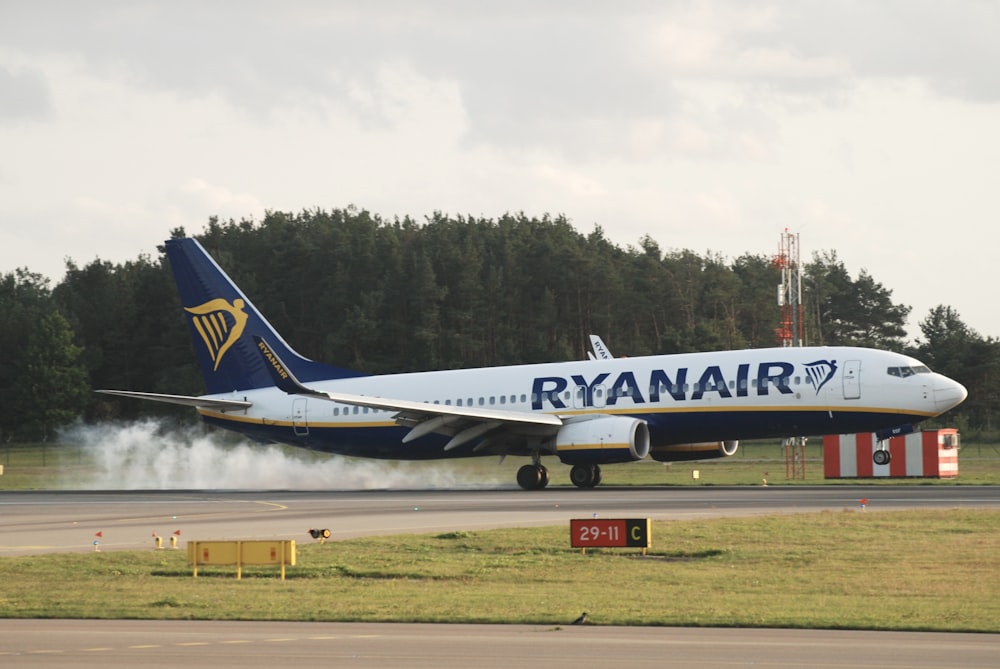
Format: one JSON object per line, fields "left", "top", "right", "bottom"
{"left": 570, "top": 518, "right": 651, "bottom": 548}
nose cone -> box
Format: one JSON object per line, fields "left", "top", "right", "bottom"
{"left": 933, "top": 375, "right": 968, "bottom": 414}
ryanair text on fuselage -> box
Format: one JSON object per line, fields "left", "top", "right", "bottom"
{"left": 530, "top": 359, "right": 838, "bottom": 410}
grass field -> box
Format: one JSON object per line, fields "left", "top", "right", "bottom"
{"left": 1, "top": 509, "right": 998, "bottom": 631}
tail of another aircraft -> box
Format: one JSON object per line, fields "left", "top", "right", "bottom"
{"left": 165, "top": 237, "right": 365, "bottom": 395}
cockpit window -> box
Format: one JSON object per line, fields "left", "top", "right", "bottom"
{"left": 887, "top": 365, "right": 931, "bottom": 377}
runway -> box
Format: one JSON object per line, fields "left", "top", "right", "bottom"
{"left": 1, "top": 620, "right": 997, "bottom": 668}
{"left": 2, "top": 485, "right": 999, "bottom": 556}
{"left": 2, "top": 486, "right": 998, "bottom": 668}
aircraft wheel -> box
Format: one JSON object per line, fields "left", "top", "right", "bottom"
{"left": 538, "top": 465, "right": 550, "bottom": 489}
{"left": 873, "top": 449, "right": 891, "bottom": 466}
{"left": 570, "top": 464, "right": 599, "bottom": 488}
{"left": 517, "top": 464, "right": 543, "bottom": 490}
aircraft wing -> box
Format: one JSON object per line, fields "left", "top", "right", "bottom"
{"left": 254, "top": 337, "right": 563, "bottom": 451}
{"left": 96, "top": 390, "right": 252, "bottom": 411}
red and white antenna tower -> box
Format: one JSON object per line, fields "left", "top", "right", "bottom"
{"left": 775, "top": 229, "right": 807, "bottom": 478}
{"left": 775, "top": 229, "right": 803, "bottom": 347}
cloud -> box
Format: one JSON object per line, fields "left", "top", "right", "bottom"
{"left": 0, "top": 64, "right": 51, "bottom": 122}
{"left": 757, "top": 1, "right": 1000, "bottom": 103}
{"left": 4, "top": 2, "right": 991, "bottom": 160}
{"left": 175, "top": 179, "right": 264, "bottom": 219}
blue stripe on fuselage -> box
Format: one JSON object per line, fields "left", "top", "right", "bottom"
{"left": 201, "top": 407, "right": 919, "bottom": 461}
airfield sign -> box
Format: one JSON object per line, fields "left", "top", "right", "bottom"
{"left": 570, "top": 518, "right": 651, "bottom": 551}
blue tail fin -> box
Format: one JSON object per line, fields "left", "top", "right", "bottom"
{"left": 165, "top": 237, "right": 365, "bottom": 394}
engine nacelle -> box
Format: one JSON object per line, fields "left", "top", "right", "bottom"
{"left": 649, "top": 440, "right": 739, "bottom": 462}
{"left": 554, "top": 416, "right": 650, "bottom": 465}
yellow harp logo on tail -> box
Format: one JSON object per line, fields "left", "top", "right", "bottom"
{"left": 184, "top": 298, "right": 249, "bottom": 371}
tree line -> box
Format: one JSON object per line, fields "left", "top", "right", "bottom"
{"left": 1, "top": 208, "right": 995, "bottom": 442}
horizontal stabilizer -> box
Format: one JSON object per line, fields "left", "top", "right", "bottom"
{"left": 96, "top": 390, "right": 252, "bottom": 411}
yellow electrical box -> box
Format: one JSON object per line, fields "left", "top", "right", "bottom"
{"left": 187, "top": 540, "right": 296, "bottom": 580}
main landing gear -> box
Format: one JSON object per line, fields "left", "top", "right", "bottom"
{"left": 516, "top": 463, "right": 550, "bottom": 490}
{"left": 515, "top": 462, "right": 603, "bottom": 490}
{"left": 569, "top": 464, "right": 602, "bottom": 489}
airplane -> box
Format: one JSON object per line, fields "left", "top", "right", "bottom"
{"left": 587, "top": 335, "right": 613, "bottom": 360}
{"left": 99, "top": 237, "right": 968, "bottom": 490}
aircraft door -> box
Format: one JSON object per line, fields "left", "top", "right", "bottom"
{"left": 843, "top": 360, "right": 861, "bottom": 400}
{"left": 573, "top": 385, "right": 608, "bottom": 409}
{"left": 293, "top": 398, "right": 309, "bottom": 436}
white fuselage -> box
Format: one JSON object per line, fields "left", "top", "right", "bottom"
{"left": 199, "top": 346, "right": 966, "bottom": 460}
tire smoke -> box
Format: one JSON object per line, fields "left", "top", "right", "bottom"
{"left": 58, "top": 420, "right": 487, "bottom": 490}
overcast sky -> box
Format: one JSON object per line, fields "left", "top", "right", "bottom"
{"left": 2, "top": 1, "right": 998, "bottom": 343}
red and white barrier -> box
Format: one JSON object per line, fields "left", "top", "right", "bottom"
{"left": 823, "top": 429, "right": 959, "bottom": 479}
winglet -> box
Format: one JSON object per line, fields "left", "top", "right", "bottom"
{"left": 254, "top": 335, "right": 327, "bottom": 398}
{"left": 589, "top": 334, "right": 613, "bottom": 360}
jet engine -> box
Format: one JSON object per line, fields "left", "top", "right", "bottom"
{"left": 649, "top": 440, "right": 739, "bottom": 462}
{"left": 554, "top": 416, "right": 650, "bottom": 465}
